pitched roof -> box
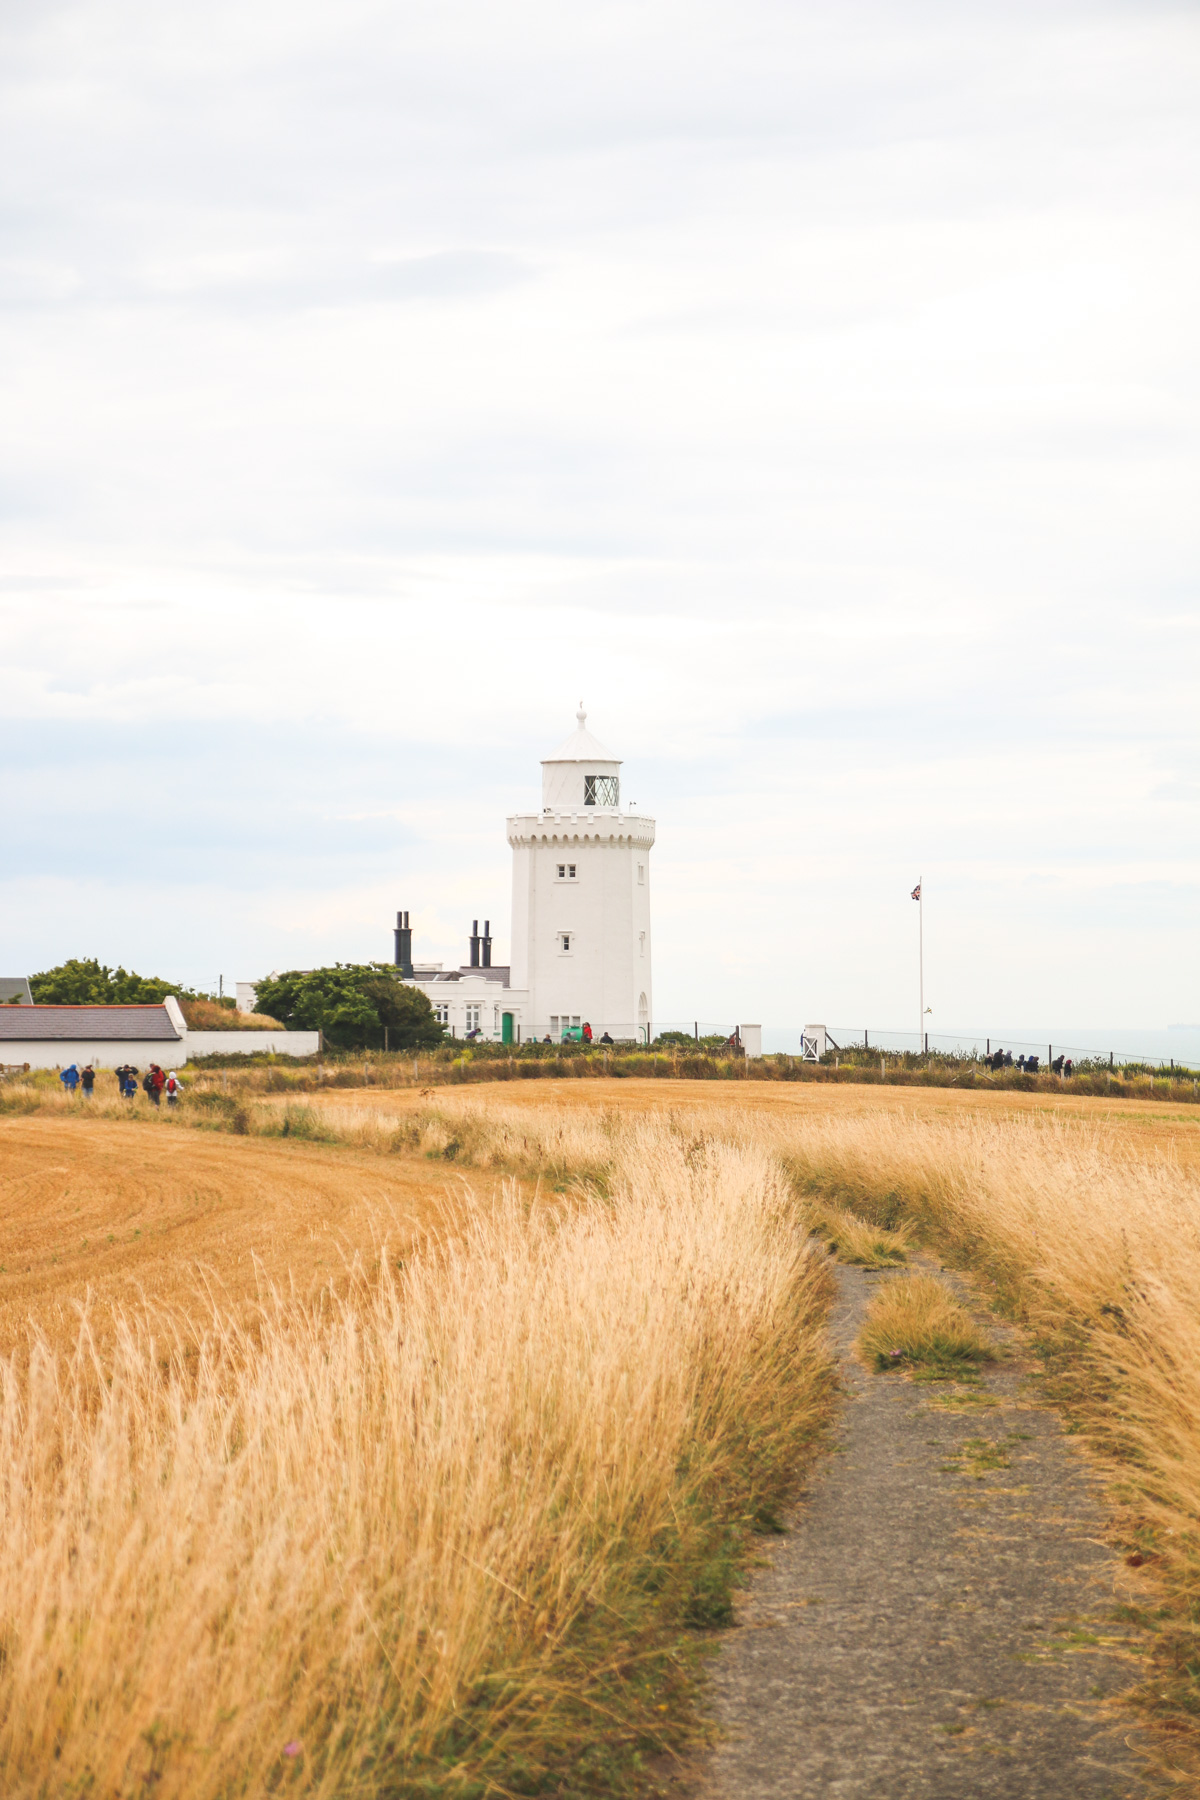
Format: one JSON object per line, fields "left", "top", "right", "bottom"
{"left": 0, "top": 1004, "right": 184, "bottom": 1042}
{"left": 542, "top": 707, "right": 620, "bottom": 765}
{"left": 0, "top": 977, "right": 32, "bottom": 1004}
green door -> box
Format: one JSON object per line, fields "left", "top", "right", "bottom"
{"left": 502, "top": 1012, "right": 514, "bottom": 1045}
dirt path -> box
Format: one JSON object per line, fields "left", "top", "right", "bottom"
{"left": 699, "top": 1263, "right": 1147, "bottom": 1798}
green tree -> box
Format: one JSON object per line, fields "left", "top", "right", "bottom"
{"left": 251, "top": 964, "right": 444, "bottom": 1050}
{"left": 29, "top": 958, "right": 200, "bottom": 1005}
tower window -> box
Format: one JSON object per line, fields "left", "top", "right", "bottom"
{"left": 639, "top": 931, "right": 646, "bottom": 957}
{"left": 558, "top": 932, "right": 573, "bottom": 954}
{"left": 637, "top": 863, "right": 644, "bottom": 885}
{"left": 584, "top": 775, "right": 619, "bottom": 807}
{"left": 556, "top": 863, "right": 578, "bottom": 881}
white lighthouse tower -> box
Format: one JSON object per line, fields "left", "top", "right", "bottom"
{"left": 508, "top": 709, "right": 655, "bottom": 1042}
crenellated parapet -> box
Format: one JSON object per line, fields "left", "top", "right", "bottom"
{"left": 506, "top": 811, "right": 656, "bottom": 851}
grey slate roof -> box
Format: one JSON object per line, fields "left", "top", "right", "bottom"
{"left": 0, "top": 977, "right": 32, "bottom": 1004}
{"left": 0, "top": 1004, "right": 183, "bottom": 1041}
{"left": 410, "top": 966, "right": 513, "bottom": 986}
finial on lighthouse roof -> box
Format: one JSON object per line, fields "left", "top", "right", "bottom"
{"left": 543, "top": 706, "right": 620, "bottom": 765}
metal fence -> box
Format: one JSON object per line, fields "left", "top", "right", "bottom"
{"left": 814, "top": 1027, "right": 1199, "bottom": 1073}
{"left": 653, "top": 1020, "right": 1200, "bottom": 1074}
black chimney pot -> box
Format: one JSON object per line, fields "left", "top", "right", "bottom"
{"left": 469, "top": 919, "right": 480, "bottom": 968}
{"left": 481, "top": 919, "right": 492, "bottom": 968}
{"left": 394, "top": 909, "right": 413, "bottom": 977}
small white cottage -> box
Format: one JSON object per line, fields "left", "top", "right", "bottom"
{"left": 0, "top": 998, "right": 189, "bottom": 1071}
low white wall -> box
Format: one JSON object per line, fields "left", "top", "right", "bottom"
{"left": 184, "top": 1030, "right": 321, "bottom": 1059}
{"left": 0, "top": 1039, "right": 186, "bottom": 1072}
{"left": 0, "top": 1030, "right": 319, "bottom": 1072}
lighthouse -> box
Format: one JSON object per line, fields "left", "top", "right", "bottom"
{"left": 508, "top": 708, "right": 655, "bottom": 1041}
{"left": 400, "top": 709, "right": 655, "bottom": 1043}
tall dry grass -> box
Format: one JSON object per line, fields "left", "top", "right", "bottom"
{"left": 0, "top": 1122, "right": 831, "bottom": 1798}
{"left": 271, "top": 1096, "right": 621, "bottom": 1184}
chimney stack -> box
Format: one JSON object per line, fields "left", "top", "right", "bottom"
{"left": 469, "top": 920, "right": 480, "bottom": 968}
{"left": 394, "top": 909, "right": 413, "bottom": 977}
{"left": 481, "top": 919, "right": 492, "bottom": 968}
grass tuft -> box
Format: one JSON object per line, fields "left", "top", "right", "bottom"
{"left": 857, "top": 1272, "right": 995, "bottom": 1373}
{"left": 809, "top": 1203, "right": 909, "bottom": 1267}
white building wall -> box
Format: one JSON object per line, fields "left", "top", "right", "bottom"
{"left": 508, "top": 812, "right": 654, "bottom": 1039}
{"left": 185, "top": 1030, "right": 321, "bottom": 1058}
{"left": 415, "top": 975, "right": 530, "bottom": 1042}
{"left": 0, "top": 1030, "right": 320, "bottom": 1069}
{"left": 0, "top": 1038, "right": 186, "bottom": 1071}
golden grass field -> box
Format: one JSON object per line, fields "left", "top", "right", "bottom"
{"left": 274, "top": 1070, "right": 1200, "bottom": 1160}
{"left": 0, "top": 1113, "right": 482, "bottom": 1350}
{"left": 2, "top": 1073, "right": 1199, "bottom": 1791}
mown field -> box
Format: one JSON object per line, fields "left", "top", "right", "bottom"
{"left": 1, "top": 1075, "right": 1199, "bottom": 1791}
{"left": 0, "top": 1115, "right": 482, "bottom": 1350}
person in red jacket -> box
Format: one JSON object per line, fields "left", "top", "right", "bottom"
{"left": 582, "top": 1021, "right": 593, "bottom": 1043}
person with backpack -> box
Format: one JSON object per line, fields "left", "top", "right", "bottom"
{"left": 165, "top": 1070, "right": 183, "bottom": 1106}
{"left": 117, "top": 1063, "right": 137, "bottom": 1097}
{"left": 80, "top": 1064, "right": 96, "bottom": 1096}
{"left": 59, "top": 1063, "right": 79, "bottom": 1095}
{"left": 143, "top": 1064, "right": 166, "bottom": 1105}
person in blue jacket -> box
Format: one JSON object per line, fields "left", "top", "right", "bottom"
{"left": 59, "top": 1063, "right": 79, "bottom": 1094}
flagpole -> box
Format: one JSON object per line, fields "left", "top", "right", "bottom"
{"left": 918, "top": 876, "right": 924, "bottom": 1058}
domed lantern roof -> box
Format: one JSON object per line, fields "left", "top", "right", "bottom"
{"left": 541, "top": 707, "right": 622, "bottom": 811}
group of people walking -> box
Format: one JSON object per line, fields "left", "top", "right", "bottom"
{"left": 987, "top": 1049, "right": 1073, "bottom": 1077}
{"left": 59, "top": 1062, "right": 183, "bottom": 1103}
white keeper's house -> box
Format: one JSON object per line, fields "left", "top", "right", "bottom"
{"left": 399, "top": 710, "right": 655, "bottom": 1044}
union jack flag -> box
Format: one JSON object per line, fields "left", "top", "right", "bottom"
{"left": 911, "top": 882, "right": 921, "bottom": 901}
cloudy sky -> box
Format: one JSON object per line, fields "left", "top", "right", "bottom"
{"left": 1, "top": 0, "right": 1197, "bottom": 1039}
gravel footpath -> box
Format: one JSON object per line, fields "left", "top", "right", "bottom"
{"left": 695, "top": 1260, "right": 1148, "bottom": 1799}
